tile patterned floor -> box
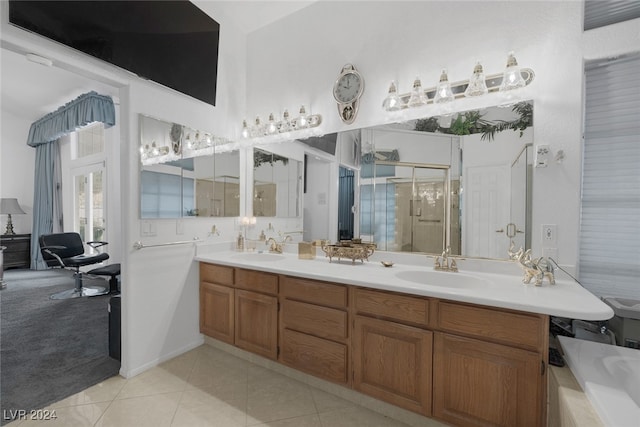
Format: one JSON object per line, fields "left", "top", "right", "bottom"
{"left": 5, "top": 345, "right": 416, "bottom": 427}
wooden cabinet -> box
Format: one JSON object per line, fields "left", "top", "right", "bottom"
{"left": 199, "top": 262, "right": 549, "bottom": 427}
{"left": 352, "top": 315, "right": 433, "bottom": 416}
{"left": 433, "top": 299, "right": 548, "bottom": 427}
{"left": 1, "top": 234, "right": 31, "bottom": 269}
{"left": 235, "top": 289, "right": 278, "bottom": 359}
{"left": 279, "top": 276, "right": 350, "bottom": 385}
{"left": 433, "top": 332, "right": 544, "bottom": 427}
{"left": 199, "top": 264, "right": 235, "bottom": 344}
{"left": 199, "top": 264, "right": 278, "bottom": 360}
{"left": 200, "top": 281, "right": 234, "bottom": 344}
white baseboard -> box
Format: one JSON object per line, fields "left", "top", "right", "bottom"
{"left": 119, "top": 336, "right": 205, "bottom": 378}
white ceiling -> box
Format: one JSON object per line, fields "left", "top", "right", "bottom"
{"left": 193, "top": 0, "right": 317, "bottom": 34}
{"left": 0, "top": 48, "right": 120, "bottom": 122}
{"left": 1, "top": 1, "right": 317, "bottom": 122}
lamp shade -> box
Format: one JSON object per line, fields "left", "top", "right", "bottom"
{"left": 0, "top": 198, "right": 26, "bottom": 215}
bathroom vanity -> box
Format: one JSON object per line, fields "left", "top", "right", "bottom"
{"left": 195, "top": 251, "right": 612, "bottom": 427}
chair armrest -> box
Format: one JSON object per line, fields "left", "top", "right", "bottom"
{"left": 87, "top": 241, "right": 108, "bottom": 250}
{"left": 41, "top": 245, "right": 67, "bottom": 267}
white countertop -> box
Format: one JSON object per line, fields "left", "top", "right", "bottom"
{"left": 195, "top": 247, "right": 614, "bottom": 321}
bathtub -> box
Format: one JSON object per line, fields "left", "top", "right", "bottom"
{"left": 558, "top": 336, "right": 640, "bottom": 427}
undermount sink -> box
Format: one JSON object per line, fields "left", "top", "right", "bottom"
{"left": 395, "top": 270, "right": 491, "bottom": 288}
{"left": 231, "top": 252, "right": 285, "bottom": 262}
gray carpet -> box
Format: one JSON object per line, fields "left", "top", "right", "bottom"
{"left": 0, "top": 269, "right": 120, "bottom": 424}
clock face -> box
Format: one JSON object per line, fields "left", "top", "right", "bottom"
{"left": 334, "top": 72, "right": 362, "bottom": 104}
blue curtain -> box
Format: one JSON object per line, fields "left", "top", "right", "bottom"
{"left": 28, "top": 91, "right": 116, "bottom": 269}
{"left": 27, "top": 91, "right": 115, "bottom": 147}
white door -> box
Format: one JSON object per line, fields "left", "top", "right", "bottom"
{"left": 72, "top": 163, "right": 106, "bottom": 243}
{"left": 463, "top": 165, "right": 510, "bottom": 258}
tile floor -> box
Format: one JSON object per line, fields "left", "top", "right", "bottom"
{"left": 5, "top": 345, "right": 417, "bottom": 427}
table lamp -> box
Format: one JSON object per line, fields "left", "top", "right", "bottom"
{"left": 1, "top": 198, "right": 26, "bottom": 235}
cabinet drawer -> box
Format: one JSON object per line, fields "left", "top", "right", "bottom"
{"left": 280, "top": 276, "right": 347, "bottom": 308}
{"left": 200, "top": 263, "right": 234, "bottom": 286}
{"left": 280, "top": 329, "right": 348, "bottom": 385}
{"left": 235, "top": 268, "right": 278, "bottom": 295}
{"left": 281, "top": 299, "right": 348, "bottom": 342}
{"left": 354, "top": 288, "right": 431, "bottom": 327}
{"left": 436, "top": 301, "right": 546, "bottom": 352}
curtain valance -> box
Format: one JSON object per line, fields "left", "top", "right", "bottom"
{"left": 27, "top": 91, "right": 116, "bottom": 147}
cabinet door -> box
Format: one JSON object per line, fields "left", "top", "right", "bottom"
{"left": 235, "top": 289, "right": 278, "bottom": 360}
{"left": 200, "top": 282, "right": 234, "bottom": 344}
{"left": 433, "top": 332, "right": 544, "bottom": 427}
{"left": 353, "top": 316, "right": 432, "bottom": 416}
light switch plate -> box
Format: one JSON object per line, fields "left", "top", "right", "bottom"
{"left": 141, "top": 220, "right": 157, "bottom": 237}
{"left": 542, "top": 224, "right": 557, "bottom": 247}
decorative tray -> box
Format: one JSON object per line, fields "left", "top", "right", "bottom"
{"left": 321, "top": 241, "right": 376, "bottom": 264}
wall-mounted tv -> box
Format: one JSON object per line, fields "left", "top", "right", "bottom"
{"left": 8, "top": 0, "right": 220, "bottom": 106}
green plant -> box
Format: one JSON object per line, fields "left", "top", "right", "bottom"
{"left": 480, "top": 101, "right": 533, "bottom": 141}
{"left": 254, "top": 151, "right": 289, "bottom": 168}
{"left": 413, "top": 101, "right": 533, "bottom": 141}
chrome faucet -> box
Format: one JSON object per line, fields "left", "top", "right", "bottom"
{"left": 434, "top": 246, "right": 460, "bottom": 272}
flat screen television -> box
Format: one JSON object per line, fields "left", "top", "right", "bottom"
{"left": 8, "top": 0, "right": 220, "bottom": 106}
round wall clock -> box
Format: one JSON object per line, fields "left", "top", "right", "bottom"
{"left": 333, "top": 64, "right": 364, "bottom": 124}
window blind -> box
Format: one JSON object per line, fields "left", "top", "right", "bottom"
{"left": 584, "top": 0, "right": 640, "bottom": 31}
{"left": 579, "top": 54, "right": 640, "bottom": 299}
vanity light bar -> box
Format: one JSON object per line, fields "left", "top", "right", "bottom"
{"left": 139, "top": 141, "right": 173, "bottom": 165}
{"left": 384, "top": 52, "right": 535, "bottom": 111}
{"left": 241, "top": 106, "right": 322, "bottom": 140}
{"left": 387, "top": 68, "right": 535, "bottom": 111}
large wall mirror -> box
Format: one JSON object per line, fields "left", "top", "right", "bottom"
{"left": 358, "top": 101, "right": 533, "bottom": 260}
{"left": 139, "top": 114, "right": 240, "bottom": 218}
{"left": 253, "top": 147, "right": 302, "bottom": 218}
{"left": 301, "top": 101, "right": 533, "bottom": 260}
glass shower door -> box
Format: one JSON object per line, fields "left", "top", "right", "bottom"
{"left": 389, "top": 166, "right": 448, "bottom": 253}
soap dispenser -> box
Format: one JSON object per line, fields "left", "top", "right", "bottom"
{"left": 237, "top": 232, "right": 244, "bottom": 251}
{"left": 259, "top": 230, "right": 266, "bottom": 241}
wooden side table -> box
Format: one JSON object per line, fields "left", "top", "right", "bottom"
{"left": 1, "top": 234, "right": 31, "bottom": 269}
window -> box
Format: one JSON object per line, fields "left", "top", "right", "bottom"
{"left": 579, "top": 54, "right": 640, "bottom": 298}
{"left": 74, "top": 122, "right": 104, "bottom": 159}
{"left": 141, "top": 171, "right": 194, "bottom": 218}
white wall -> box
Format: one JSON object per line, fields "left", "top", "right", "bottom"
{"left": 0, "top": 109, "right": 34, "bottom": 234}
{"left": 304, "top": 156, "right": 332, "bottom": 241}
{"left": 246, "top": 1, "right": 640, "bottom": 271}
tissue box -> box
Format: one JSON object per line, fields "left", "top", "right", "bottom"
{"left": 298, "top": 242, "right": 315, "bottom": 260}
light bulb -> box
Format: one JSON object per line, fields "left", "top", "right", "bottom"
{"left": 382, "top": 80, "right": 402, "bottom": 111}
{"left": 438, "top": 114, "right": 453, "bottom": 128}
{"left": 407, "top": 77, "right": 428, "bottom": 107}
{"left": 434, "top": 69, "right": 454, "bottom": 103}
{"left": 184, "top": 133, "right": 193, "bottom": 149}
{"left": 464, "top": 62, "right": 488, "bottom": 97}
{"left": 267, "top": 113, "right": 278, "bottom": 134}
{"left": 241, "top": 120, "right": 250, "bottom": 138}
{"left": 279, "top": 110, "right": 290, "bottom": 132}
{"left": 254, "top": 116, "right": 263, "bottom": 137}
{"left": 499, "top": 52, "right": 526, "bottom": 92}
{"left": 297, "top": 105, "right": 308, "bottom": 129}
